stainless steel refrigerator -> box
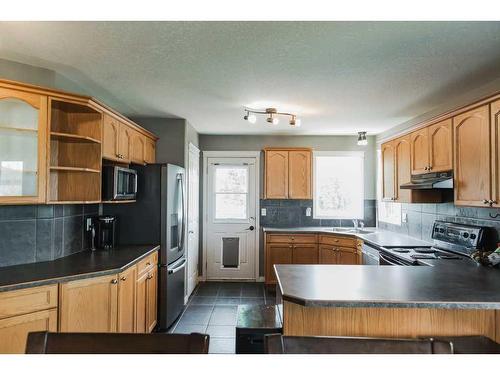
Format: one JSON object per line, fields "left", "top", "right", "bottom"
{"left": 104, "top": 163, "right": 186, "bottom": 330}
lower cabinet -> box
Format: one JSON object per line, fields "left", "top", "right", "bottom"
{"left": 135, "top": 261, "right": 158, "bottom": 333}
{"left": 59, "top": 274, "right": 119, "bottom": 333}
{"left": 265, "top": 233, "right": 362, "bottom": 284}
{"left": 117, "top": 266, "right": 137, "bottom": 333}
{"left": 0, "top": 309, "right": 57, "bottom": 354}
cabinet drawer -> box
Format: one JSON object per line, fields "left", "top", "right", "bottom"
{"left": 319, "top": 235, "right": 356, "bottom": 248}
{"left": 266, "top": 234, "right": 317, "bottom": 244}
{"left": 0, "top": 285, "right": 58, "bottom": 320}
{"left": 137, "top": 251, "right": 158, "bottom": 276}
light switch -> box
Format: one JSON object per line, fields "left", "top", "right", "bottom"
{"left": 402, "top": 212, "right": 408, "bottom": 223}
{"left": 306, "top": 207, "right": 312, "bottom": 217}
{"left": 261, "top": 208, "right": 267, "bottom": 216}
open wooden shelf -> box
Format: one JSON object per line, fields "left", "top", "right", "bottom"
{"left": 50, "top": 131, "right": 101, "bottom": 144}
{"left": 50, "top": 166, "right": 100, "bottom": 173}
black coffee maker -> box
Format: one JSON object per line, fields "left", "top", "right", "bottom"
{"left": 89, "top": 216, "right": 117, "bottom": 250}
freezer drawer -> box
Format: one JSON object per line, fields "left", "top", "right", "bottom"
{"left": 159, "top": 257, "right": 186, "bottom": 330}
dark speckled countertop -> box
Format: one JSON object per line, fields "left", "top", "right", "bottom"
{"left": 275, "top": 263, "right": 500, "bottom": 309}
{"left": 0, "top": 244, "right": 159, "bottom": 292}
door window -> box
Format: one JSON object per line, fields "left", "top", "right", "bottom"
{"left": 214, "top": 166, "right": 248, "bottom": 220}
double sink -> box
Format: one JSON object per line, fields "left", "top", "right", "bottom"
{"left": 330, "top": 227, "right": 374, "bottom": 235}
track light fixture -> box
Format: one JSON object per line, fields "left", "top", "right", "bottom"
{"left": 243, "top": 107, "right": 300, "bottom": 127}
{"left": 357, "top": 131, "right": 368, "bottom": 146}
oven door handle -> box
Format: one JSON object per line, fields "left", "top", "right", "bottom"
{"left": 380, "top": 253, "right": 405, "bottom": 266}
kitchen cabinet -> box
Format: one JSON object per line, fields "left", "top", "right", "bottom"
{"left": 319, "top": 244, "right": 360, "bottom": 265}
{"left": 453, "top": 105, "right": 491, "bottom": 207}
{"left": 135, "top": 252, "right": 158, "bottom": 333}
{"left": 410, "top": 119, "right": 453, "bottom": 175}
{"left": 265, "top": 243, "right": 293, "bottom": 284}
{"left": 118, "top": 121, "right": 132, "bottom": 163}
{"left": 0, "top": 284, "right": 58, "bottom": 353}
{"left": 131, "top": 129, "right": 146, "bottom": 165}
{"left": 265, "top": 150, "right": 289, "bottom": 199}
{"left": 291, "top": 244, "right": 319, "bottom": 264}
{"left": 410, "top": 128, "right": 430, "bottom": 175}
{"left": 144, "top": 137, "right": 156, "bottom": 164}
{"left": 264, "top": 148, "right": 312, "bottom": 199}
{"left": 319, "top": 245, "right": 337, "bottom": 264}
{"left": 59, "top": 274, "right": 118, "bottom": 333}
{"left": 117, "top": 266, "right": 137, "bottom": 333}
{"left": 102, "top": 114, "right": 121, "bottom": 161}
{"left": 381, "top": 141, "right": 396, "bottom": 201}
{"left": 288, "top": 150, "right": 312, "bottom": 199}
{"left": 394, "top": 135, "right": 411, "bottom": 203}
{"left": 491, "top": 99, "right": 500, "bottom": 208}
{"left": 0, "top": 86, "right": 48, "bottom": 204}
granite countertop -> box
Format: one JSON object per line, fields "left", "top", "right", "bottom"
{"left": 275, "top": 263, "right": 500, "bottom": 309}
{"left": 263, "top": 227, "right": 431, "bottom": 248}
{"left": 0, "top": 244, "right": 160, "bottom": 292}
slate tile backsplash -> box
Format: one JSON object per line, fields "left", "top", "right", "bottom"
{"left": 260, "top": 199, "right": 376, "bottom": 228}
{"left": 0, "top": 204, "right": 100, "bottom": 267}
{"left": 379, "top": 202, "right": 500, "bottom": 249}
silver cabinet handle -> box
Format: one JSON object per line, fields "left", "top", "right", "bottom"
{"left": 111, "top": 279, "right": 118, "bottom": 284}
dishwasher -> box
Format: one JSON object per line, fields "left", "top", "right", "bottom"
{"left": 361, "top": 243, "right": 380, "bottom": 265}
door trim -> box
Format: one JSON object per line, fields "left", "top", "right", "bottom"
{"left": 186, "top": 142, "right": 200, "bottom": 300}
{"left": 202, "top": 150, "right": 261, "bottom": 281}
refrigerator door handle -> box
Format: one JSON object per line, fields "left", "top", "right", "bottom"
{"left": 177, "top": 173, "right": 186, "bottom": 252}
{"left": 167, "top": 257, "right": 186, "bottom": 274}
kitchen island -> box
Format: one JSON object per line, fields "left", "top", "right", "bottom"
{"left": 275, "top": 264, "right": 500, "bottom": 342}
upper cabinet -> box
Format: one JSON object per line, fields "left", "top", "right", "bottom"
{"left": 394, "top": 135, "right": 411, "bottom": 203}
{"left": 491, "top": 99, "right": 500, "bottom": 208}
{"left": 264, "top": 148, "right": 312, "bottom": 199}
{"left": 453, "top": 105, "right": 492, "bottom": 207}
{"left": 381, "top": 141, "right": 395, "bottom": 201}
{"left": 410, "top": 119, "right": 452, "bottom": 175}
{"left": 0, "top": 86, "right": 48, "bottom": 204}
{"left": 0, "top": 79, "right": 158, "bottom": 205}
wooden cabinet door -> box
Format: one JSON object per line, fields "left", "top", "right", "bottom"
{"left": 59, "top": 274, "right": 118, "bottom": 333}
{"left": 381, "top": 141, "right": 395, "bottom": 201}
{"left": 266, "top": 243, "right": 293, "bottom": 283}
{"left": 292, "top": 244, "right": 318, "bottom": 264}
{"left": 410, "top": 128, "right": 430, "bottom": 174}
{"left": 117, "top": 266, "right": 136, "bottom": 333}
{"left": 118, "top": 122, "right": 132, "bottom": 163}
{"left": 130, "top": 131, "right": 146, "bottom": 164}
{"left": 0, "top": 87, "right": 48, "bottom": 204}
{"left": 319, "top": 245, "right": 337, "bottom": 264}
{"left": 144, "top": 138, "right": 156, "bottom": 164}
{"left": 490, "top": 99, "right": 500, "bottom": 208}
{"left": 103, "top": 114, "right": 120, "bottom": 161}
{"left": 394, "top": 135, "right": 411, "bottom": 203}
{"left": 146, "top": 267, "right": 158, "bottom": 333}
{"left": 135, "top": 271, "right": 148, "bottom": 333}
{"left": 428, "top": 119, "right": 453, "bottom": 172}
{"left": 0, "top": 309, "right": 57, "bottom": 354}
{"left": 265, "top": 150, "right": 289, "bottom": 199}
{"left": 453, "top": 105, "right": 491, "bottom": 207}
{"left": 337, "top": 247, "right": 358, "bottom": 265}
{"left": 288, "top": 150, "right": 312, "bottom": 199}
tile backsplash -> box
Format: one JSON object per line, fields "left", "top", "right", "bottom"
{"left": 0, "top": 204, "right": 99, "bottom": 267}
{"left": 379, "top": 202, "right": 500, "bottom": 249}
{"left": 260, "top": 199, "right": 376, "bottom": 228}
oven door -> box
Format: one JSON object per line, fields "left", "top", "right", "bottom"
{"left": 114, "top": 167, "right": 138, "bottom": 200}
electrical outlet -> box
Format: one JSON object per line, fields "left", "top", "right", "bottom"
{"left": 261, "top": 208, "right": 267, "bottom": 216}
{"left": 402, "top": 212, "right": 408, "bottom": 223}
{"left": 306, "top": 207, "right": 312, "bottom": 217}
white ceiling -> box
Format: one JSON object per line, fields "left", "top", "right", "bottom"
{"left": 0, "top": 22, "right": 499, "bottom": 135}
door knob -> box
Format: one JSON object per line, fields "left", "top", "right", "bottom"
{"left": 245, "top": 225, "right": 255, "bottom": 231}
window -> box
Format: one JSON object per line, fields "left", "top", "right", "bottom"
{"left": 313, "top": 152, "right": 364, "bottom": 219}
{"left": 214, "top": 166, "right": 248, "bottom": 220}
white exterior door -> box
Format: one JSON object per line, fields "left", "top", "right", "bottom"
{"left": 186, "top": 143, "right": 200, "bottom": 298}
{"left": 205, "top": 157, "right": 258, "bottom": 280}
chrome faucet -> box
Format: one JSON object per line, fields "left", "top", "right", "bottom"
{"left": 352, "top": 219, "right": 359, "bottom": 230}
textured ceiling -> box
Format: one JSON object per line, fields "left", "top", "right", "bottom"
{"left": 0, "top": 21, "right": 500, "bottom": 135}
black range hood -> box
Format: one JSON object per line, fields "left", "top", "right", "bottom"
{"left": 400, "top": 170, "right": 453, "bottom": 190}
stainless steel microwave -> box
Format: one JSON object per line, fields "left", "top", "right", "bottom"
{"left": 102, "top": 166, "right": 138, "bottom": 201}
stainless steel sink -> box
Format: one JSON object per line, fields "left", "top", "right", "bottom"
{"left": 331, "top": 227, "right": 374, "bottom": 234}
{"left": 331, "top": 227, "right": 353, "bottom": 233}
{"left": 348, "top": 229, "right": 374, "bottom": 234}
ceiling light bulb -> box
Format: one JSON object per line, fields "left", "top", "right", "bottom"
{"left": 290, "top": 116, "right": 301, "bottom": 127}
{"left": 247, "top": 114, "right": 257, "bottom": 124}
{"left": 272, "top": 116, "right": 279, "bottom": 125}
{"left": 357, "top": 131, "right": 368, "bottom": 146}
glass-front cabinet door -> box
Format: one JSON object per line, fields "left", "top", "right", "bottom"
{"left": 0, "top": 86, "right": 47, "bottom": 203}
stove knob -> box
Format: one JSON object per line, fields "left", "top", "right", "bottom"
{"left": 470, "top": 233, "right": 476, "bottom": 240}
{"left": 439, "top": 228, "right": 445, "bottom": 233}
{"left": 462, "top": 232, "right": 469, "bottom": 238}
